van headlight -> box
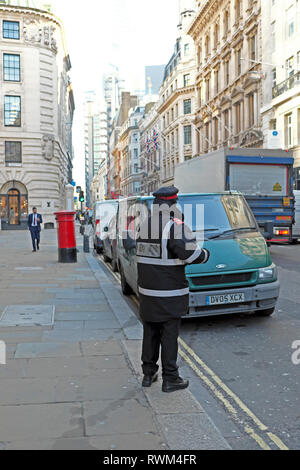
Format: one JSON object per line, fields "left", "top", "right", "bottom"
{"left": 258, "top": 264, "right": 277, "bottom": 281}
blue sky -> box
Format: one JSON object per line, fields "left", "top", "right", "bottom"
{"left": 50, "top": 0, "right": 179, "bottom": 186}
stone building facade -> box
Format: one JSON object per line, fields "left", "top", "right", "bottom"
{"left": 261, "top": 0, "right": 300, "bottom": 188}
{"left": 188, "top": 0, "right": 263, "bottom": 153}
{"left": 0, "top": 0, "right": 74, "bottom": 229}
{"left": 119, "top": 106, "right": 145, "bottom": 197}
{"left": 157, "top": 0, "right": 198, "bottom": 186}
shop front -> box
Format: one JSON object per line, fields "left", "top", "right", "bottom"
{"left": 0, "top": 181, "right": 28, "bottom": 230}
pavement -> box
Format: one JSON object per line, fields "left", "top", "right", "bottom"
{"left": 0, "top": 226, "right": 230, "bottom": 451}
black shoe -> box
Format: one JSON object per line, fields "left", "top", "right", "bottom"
{"left": 142, "top": 373, "right": 158, "bottom": 388}
{"left": 32, "top": 249, "right": 36, "bottom": 252}
{"left": 162, "top": 377, "right": 189, "bottom": 393}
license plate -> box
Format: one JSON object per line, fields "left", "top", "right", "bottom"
{"left": 206, "top": 293, "right": 245, "bottom": 306}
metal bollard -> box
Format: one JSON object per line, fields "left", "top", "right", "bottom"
{"left": 83, "top": 234, "right": 90, "bottom": 253}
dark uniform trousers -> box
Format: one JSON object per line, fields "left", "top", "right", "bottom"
{"left": 142, "top": 319, "right": 181, "bottom": 380}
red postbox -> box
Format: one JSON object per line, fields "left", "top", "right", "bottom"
{"left": 54, "top": 211, "right": 77, "bottom": 263}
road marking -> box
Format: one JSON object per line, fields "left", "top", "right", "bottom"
{"left": 98, "top": 254, "right": 289, "bottom": 451}
{"left": 179, "top": 348, "right": 272, "bottom": 451}
{"left": 267, "top": 432, "right": 289, "bottom": 451}
{"left": 179, "top": 339, "right": 289, "bottom": 451}
{"left": 179, "top": 337, "right": 267, "bottom": 431}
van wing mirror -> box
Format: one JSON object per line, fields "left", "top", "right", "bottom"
{"left": 263, "top": 222, "right": 274, "bottom": 241}
{"left": 122, "top": 231, "right": 136, "bottom": 251}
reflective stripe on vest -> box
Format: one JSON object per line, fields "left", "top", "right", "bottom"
{"left": 138, "top": 287, "right": 190, "bottom": 298}
{"left": 137, "top": 256, "right": 185, "bottom": 266}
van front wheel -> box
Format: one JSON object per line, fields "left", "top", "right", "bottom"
{"left": 120, "top": 265, "right": 133, "bottom": 296}
{"left": 256, "top": 307, "right": 275, "bottom": 317}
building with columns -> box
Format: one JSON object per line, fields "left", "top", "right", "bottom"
{"left": 119, "top": 105, "right": 145, "bottom": 197}
{"left": 188, "top": 0, "right": 263, "bottom": 154}
{"left": 261, "top": 0, "right": 300, "bottom": 189}
{"left": 0, "top": 0, "right": 75, "bottom": 230}
{"left": 157, "top": 0, "right": 198, "bottom": 186}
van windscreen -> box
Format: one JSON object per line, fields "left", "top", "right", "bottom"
{"left": 177, "top": 195, "right": 257, "bottom": 234}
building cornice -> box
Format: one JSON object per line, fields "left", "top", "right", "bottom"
{"left": 158, "top": 85, "right": 195, "bottom": 114}
{"left": 0, "top": 4, "right": 63, "bottom": 29}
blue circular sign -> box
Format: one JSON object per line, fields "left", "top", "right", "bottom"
{"left": 272, "top": 131, "right": 278, "bottom": 136}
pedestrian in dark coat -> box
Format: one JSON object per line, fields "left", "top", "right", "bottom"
{"left": 136, "top": 187, "right": 210, "bottom": 393}
{"left": 28, "top": 207, "right": 43, "bottom": 252}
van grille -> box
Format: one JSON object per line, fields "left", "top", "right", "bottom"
{"left": 191, "top": 272, "right": 253, "bottom": 287}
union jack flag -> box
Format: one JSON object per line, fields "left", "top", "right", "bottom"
{"left": 146, "top": 138, "right": 151, "bottom": 154}
{"left": 153, "top": 129, "right": 159, "bottom": 150}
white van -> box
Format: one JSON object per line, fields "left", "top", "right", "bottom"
{"left": 293, "top": 191, "right": 300, "bottom": 242}
{"left": 93, "top": 201, "right": 118, "bottom": 254}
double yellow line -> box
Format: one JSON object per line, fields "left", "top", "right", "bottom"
{"left": 178, "top": 337, "right": 289, "bottom": 451}
{"left": 98, "top": 256, "right": 289, "bottom": 451}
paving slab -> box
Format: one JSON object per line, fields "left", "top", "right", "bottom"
{"left": 80, "top": 340, "right": 123, "bottom": 357}
{"left": 84, "top": 398, "right": 158, "bottom": 437}
{"left": 41, "top": 329, "right": 125, "bottom": 343}
{"left": 0, "top": 305, "right": 55, "bottom": 327}
{"left": 15, "top": 342, "right": 82, "bottom": 358}
{"left": 3, "top": 433, "right": 167, "bottom": 450}
{"left": 0, "top": 359, "right": 27, "bottom": 379}
{"left": 55, "top": 311, "right": 112, "bottom": 321}
{"left": 54, "top": 371, "right": 139, "bottom": 402}
{"left": 0, "top": 403, "right": 84, "bottom": 441}
{"left": 25, "top": 356, "right": 128, "bottom": 378}
{"left": 0, "top": 378, "right": 55, "bottom": 405}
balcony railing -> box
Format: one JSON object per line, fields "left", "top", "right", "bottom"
{"left": 272, "top": 72, "right": 300, "bottom": 99}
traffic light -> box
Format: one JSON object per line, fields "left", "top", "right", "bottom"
{"left": 79, "top": 191, "right": 85, "bottom": 203}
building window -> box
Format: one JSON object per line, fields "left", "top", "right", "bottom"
{"left": 235, "top": 102, "right": 241, "bottom": 134}
{"left": 206, "top": 78, "right": 210, "bottom": 101}
{"left": 224, "top": 110, "right": 229, "bottom": 140}
{"left": 3, "top": 54, "right": 20, "bottom": 81}
{"left": 272, "top": 68, "right": 277, "bottom": 88}
{"left": 184, "top": 44, "right": 189, "bottom": 56}
{"left": 214, "top": 118, "right": 219, "bottom": 146}
{"left": 286, "top": 7, "right": 295, "bottom": 38}
{"left": 286, "top": 113, "right": 293, "bottom": 147}
{"left": 248, "top": 93, "right": 254, "bottom": 127}
{"left": 286, "top": 57, "right": 294, "bottom": 78}
{"left": 4, "top": 96, "right": 21, "bottom": 127}
{"left": 271, "top": 21, "right": 276, "bottom": 52}
{"left": 235, "top": 0, "right": 242, "bottom": 23}
{"left": 184, "top": 99, "right": 191, "bottom": 115}
{"left": 3, "top": 21, "right": 20, "bottom": 40}
{"left": 224, "top": 10, "right": 230, "bottom": 35}
{"left": 5, "top": 141, "right": 22, "bottom": 164}
{"left": 236, "top": 49, "right": 242, "bottom": 76}
{"left": 184, "top": 74, "right": 190, "bottom": 87}
{"left": 205, "top": 34, "right": 211, "bottom": 56}
{"left": 224, "top": 59, "right": 230, "bottom": 86}
{"left": 214, "top": 23, "right": 219, "bottom": 49}
{"left": 184, "top": 125, "right": 192, "bottom": 145}
{"left": 215, "top": 69, "right": 219, "bottom": 94}
{"left": 249, "top": 35, "right": 256, "bottom": 62}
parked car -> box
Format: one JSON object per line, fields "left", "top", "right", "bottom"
{"left": 116, "top": 193, "right": 280, "bottom": 318}
{"left": 93, "top": 201, "right": 118, "bottom": 255}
